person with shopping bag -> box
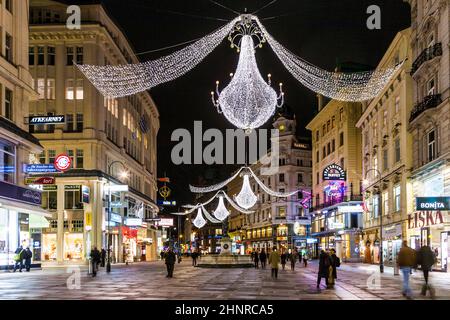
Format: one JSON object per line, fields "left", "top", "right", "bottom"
{"left": 417, "top": 244, "right": 437, "bottom": 297}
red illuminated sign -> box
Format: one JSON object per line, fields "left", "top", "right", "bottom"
{"left": 54, "top": 154, "right": 71, "bottom": 171}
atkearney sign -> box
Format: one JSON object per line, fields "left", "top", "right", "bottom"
{"left": 416, "top": 197, "right": 450, "bottom": 211}
{"left": 28, "top": 115, "right": 65, "bottom": 125}
{"left": 323, "top": 164, "right": 346, "bottom": 181}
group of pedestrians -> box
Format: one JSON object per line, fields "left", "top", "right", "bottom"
{"left": 251, "top": 248, "right": 309, "bottom": 272}
{"left": 12, "top": 245, "right": 33, "bottom": 272}
{"left": 89, "top": 247, "right": 107, "bottom": 277}
{"left": 398, "top": 240, "right": 436, "bottom": 299}
{"left": 316, "top": 248, "right": 340, "bottom": 289}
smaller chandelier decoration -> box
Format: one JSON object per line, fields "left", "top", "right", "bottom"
{"left": 213, "top": 195, "right": 230, "bottom": 221}
{"left": 234, "top": 174, "right": 258, "bottom": 209}
{"left": 193, "top": 207, "right": 207, "bottom": 229}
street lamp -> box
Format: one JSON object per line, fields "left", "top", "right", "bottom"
{"left": 364, "top": 168, "right": 384, "bottom": 273}
{"left": 106, "top": 160, "right": 128, "bottom": 273}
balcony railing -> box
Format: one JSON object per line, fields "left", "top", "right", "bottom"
{"left": 410, "top": 43, "right": 442, "bottom": 75}
{"left": 409, "top": 94, "right": 442, "bottom": 122}
{"left": 310, "top": 194, "right": 363, "bottom": 212}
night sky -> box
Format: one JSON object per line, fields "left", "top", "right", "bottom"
{"left": 63, "top": 0, "right": 411, "bottom": 207}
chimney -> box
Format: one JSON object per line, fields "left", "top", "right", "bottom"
{"left": 317, "top": 93, "right": 324, "bottom": 111}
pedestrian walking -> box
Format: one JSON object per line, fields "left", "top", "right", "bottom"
{"left": 397, "top": 240, "right": 417, "bottom": 299}
{"left": 280, "top": 250, "right": 287, "bottom": 270}
{"left": 269, "top": 247, "right": 281, "bottom": 279}
{"left": 192, "top": 250, "right": 199, "bottom": 267}
{"left": 13, "top": 246, "right": 25, "bottom": 272}
{"left": 165, "top": 248, "right": 176, "bottom": 278}
{"left": 416, "top": 244, "right": 437, "bottom": 297}
{"left": 303, "top": 250, "right": 309, "bottom": 267}
{"left": 24, "top": 247, "right": 33, "bottom": 272}
{"left": 259, "top": 249, "right": 267, "bottom": 269}
{"left": 317, "top": 250, "right": 331, "bottom": 289}
{"left": 160, "top": 250, "right": 165, "bottom": 261}
{"left": 254, "top": 249, "right": 260, "bottom": 269}
{"left": 90, "top": 247, "right": 101, "bottom": 277}
{"left": 100, "top": 248, "right": 106, "bottom": 267}
{"left": 177, "top": 250, "right": 182, "bottom": 264}
{"left": 290, "top": 249, "right": 298, "bottom": 271}
{"left": 328, "top": 249, "right": 340, "bottom": 288}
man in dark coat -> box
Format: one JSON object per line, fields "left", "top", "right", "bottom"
{"left": 165, "top": 248, "right": 176, "bottom": 278}
{"left": 13, "top": 246, "right": 25, "bottom": 272}
{"left": 417, "top": 245, "right": 436, "bottom": 296}
{"left": 90, "top": 247, "right": 101, "bottom": 277}
{"left": 259, "top": 249, "right": 267, "bottom": 269}
{"left": 254, "top": 249, "right": 260, "bottom": 269}
{"left": 317, "top": 250, "right": 331, "bottom": 289}
{"left": 24, "top": 247, "right": 33, "bottom": 272}
{"left": 192, "top": 250, "right": 199, "bottom": 267}
{"left": 328, "top": 249, "right": 340, "bottom": 288}
{"left": 100, "top": 248, "right": 106, "bottom": 267}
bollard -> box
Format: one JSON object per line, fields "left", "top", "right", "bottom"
{"left": 88, "top": 258, "right": 92, "bottom": 275}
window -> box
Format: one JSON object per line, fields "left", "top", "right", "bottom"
{"left": 394, "top": 138, "right": 400, "bottom": 163}
{"left": 47, "top": 79, "right": 55, "bottom": 99}
{"left": 339, "top": 132, "right": 344, "bottom": 146}
{"left": 316, "top": 172, "right": 319, "bottom": 185}
{"left": 48, "top": 150, "right": 56, "bottom": 164}
{"left": 76, "top": 79, "right": 83, "bottom": 100}
{"left": 5, "top": 33, "right": 13, "bottom": 63}
{"left": 37, "top": 46, "right": 45, "bottom": 65}
{"left": 394, "top": 96, "right": 400, "bottom": 114}
{"left": 277, "top": 207, "right": 286, "bottom": 217}
{"left": 36, "top": 78, "right": 45, "bottom": 99}
{"left": 47, "top": 46, "right": 55, "bottom": 65}
{"left": 322, "top": 124, "right": 326, "bottom": 136}
{"left": 298, "top": 173, "right": 303, "bottom": 183}
{"left": 339, "top": 108, "right": 344, "bottom": 121}
{"left": 65, "top": 114, "right": 74, "bottom": 132}
{"left": 427, "top": 78, "right": 436, "bottom": 96}
{"left": 76, "top": 47, "right": 83, "bottom": 64}
{"left": 373, "top": 155, "right": 378, "bottom": 173}
{"left": 316, "top": 151, "right": 319, "bottom": 163}
{"left": 383, "top": 191, "right": 389, "bottom": 215}
{"left": 340, "top": 157, "right": 345, "bottom": 169}
{"left": 66, "top": 80, "right": 74, "bottom": 100}
{"left": 427, "top": 130, "right": 436, "bottom": 161}
{"left": 383, "top": 149, "right": 388, "bottom": 171}
{"left": 327, "top": 120, "right": 330, "bottom": 132}
{"left": 394, "top": 185, "right": 401, "bottom": 212}
{"left": 67, "top": 150, "right": 74, "bottom": 168}
{"left": 29, "top": 47, "right": 35, "bottom": 66}
{"left": 327, "top": 142, "right": 331, "bottom": 155}
{"left": 76, "top": 113, "right": 83, "bottom": 132}
{"left": 4, "top": 88, "right": 13, "bottom": 120}
{"left": 383, "top": 110, "right": 388, "bottom": 127}
{"left": 76, "top": 149, "right": 84, "bottom": 168}
{"left": 42, "top": 190, "right": 57, "bottom": 210}
{"left": 332, "top": 139, "right": 335, "bottom": 152}
{"left": 0, "top": 138, "right": 16, "bottom": 183}
{"left": 316, "top": 130, "right": 319, "bottom": 142}
{"left": 5, "top": 0, "right": 12, "bottom": 13}
{"left": 331, "top": 116, "right": 335, "bottom": 128}
{"left": 64, "top": 187, "right": 82, "bottom": 209}
{"left": 322, "top": 146, "right": 326, "bottom": 159}
{"left": 39, "top": 152, "right": 45, "bottom": 164}
{"left": 279, "top": 173, "right": 285, "bottom": 183}
{"left": 372, "top": 195, "right": 379, "bottom": 218}
{"left": 66, "top": 47, "right": 74, "bottom": 65}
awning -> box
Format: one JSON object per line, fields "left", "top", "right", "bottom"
{"left": 29, "top": 214, "right": 50, "bottom": 228}
{"left": 0, "top": 197, "right": 51, "bottom": 217}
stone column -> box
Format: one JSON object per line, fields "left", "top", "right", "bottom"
{"left": 56, "top": 182, "right": 65, "bottom": 264}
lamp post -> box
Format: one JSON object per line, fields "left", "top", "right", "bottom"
{"left": 364, "top": 168, "right": 384, "bottom": 273}
{"left": 106, "top": 160, "right": 128, "bottom": 273}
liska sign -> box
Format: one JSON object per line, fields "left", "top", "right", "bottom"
{"left": 408, "top": 211, "right": 444, "bottom": 229}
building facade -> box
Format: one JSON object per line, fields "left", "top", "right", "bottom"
{"left": 0, "top": 0, "right": 50, "bottom": 269}
{"left": 229, "top": 107, "right": 312, "bottom": 254}
{"left": 27, "top": 0, "right": 159, "bottom": 265}
{"left": 356, "top": 28, "right": 414, "bottom": 267}
{"left": 406, "top": 0, "right": 450, "bottom": 272}
{"left": 306, "top": 94, "right": 364, "bottom": 261}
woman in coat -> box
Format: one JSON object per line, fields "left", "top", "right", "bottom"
{"left": 328, "top": 249, "right": 339, "bottom": 288}
{"left": 317, "top": 250, "right": 331, "bottom": 289}
{"left": 280, "top": 250, "right": 287, "bottom": 270}
{"left": 259, "top": 249, "right": 267, "bottom": 269}
{"left": 268, "top": 248, "right": 281, "bottom": 279}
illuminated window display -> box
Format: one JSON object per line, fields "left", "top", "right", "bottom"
{"left": 42, "top": 234, "right": 57, "bottom": 261}
{"left": 64, "top": 233, "right": 84, "bottom": 260}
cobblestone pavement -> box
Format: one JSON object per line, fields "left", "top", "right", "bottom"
{"left": 0, "top": 259, "right": 449, "bottom": 300}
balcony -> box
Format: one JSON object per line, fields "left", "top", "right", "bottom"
{"left": 409, "top": 94, "right": 442, "bottom": 122}
{"left": 310, "top": 195, "right": 363, "bottom": 212}
{"left": 410, "top": 43, "right": 442, "bottom": 76}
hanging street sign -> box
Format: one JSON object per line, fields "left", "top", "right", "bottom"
{"left": 323, "top": 164, "right": 346, "bottom": 181}
{"left": 157, "top": 200, "right": 177, "bottom": 206}
{"left": 415, "top": 197, "right": 450, "bottom": 211}
{"left": 24, "top": 176, "right": 55, "bottom": 185}
{"left": 28, "top": 115, "right": 65, "bottom": 125}
{"left": 54, "top": 154, "right": 71, "bottom": 171}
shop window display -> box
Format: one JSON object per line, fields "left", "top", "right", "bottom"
{"left": 64, "top": 233, "right": 84, "bottom": 260}
{"left": 42, "top": 234, "right": 57, "bottom": 261}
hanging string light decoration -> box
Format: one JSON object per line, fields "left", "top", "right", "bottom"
{"left": 213, "top": 195, "right": 230, "bottom": 221}
{"left": 77, "top": 17, "right": 240, "bottom": 98}
{"left": 78, "top": 14, "right": 401, "bottom": 103}
{"left": 253, "top": 16, "right": 403, "bottom": 102}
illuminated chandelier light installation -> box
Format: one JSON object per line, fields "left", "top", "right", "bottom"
{"left": 213, "top": 195, "right": 230, "bottom": 221}
{"left": 77, "top": 14, "right": 401, "bottom": 102}
{"left": 193, "top": 207, "right": 207, "bottom": 229}
{"left": 234, "top": 174, "right": 258, "bottom": 209}
{"left": 211, "top": 21, "right": 284, "bottom": 131}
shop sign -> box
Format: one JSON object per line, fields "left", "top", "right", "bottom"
{"left": 105, "top": 184, "right": 129, "bottom": 192}
{"left": 338, "top": 205, "right": 364, "bottom": 213}
{"left": 329, "top": 222, "right": 345, "bottom": 230}
{"left": 125, "top": 218, "right": 143, "bottom": 226}
{"left": 54, "top": 154, "right": 71, "bottom": 172}
{"left": 110, "top": 201, "right": 126, "bottom": 208}
{"left": 323, "top": 164, "right": 346, "bottom": 181}
{"left": 324, "top": 181, "right": 346, "bottom": 197}
{"left": 276, "top": 236, "right": 288, "bottom": 241}
{"left": 156, "top": 218, "right": 174, "bottom": 227}
{"left": 64, "top": 185, "right": 80, "bottom": 191}
{"left": 43, "top": 185, "right": 57, "bottom": 191}
{"left": 82, "top": 186, "right": 90, "bottom": 203}
{"left": 384, "top": 223, "right": 402, "bottom": 240}
{"left": 157, "top": 200, "right": 177, "bottom": 206}
{"left": 0, "top": 180, "right": 41, "bottom": 205}
{"left": 28, "top": 115, "right": 65, "bottom": 125}
{"left": 24, "top": 164, "right": 58, "bottom": 173}
{"left": 0, "top": 165, "right": 15, "bottom": 173}
{"left": 85, "top": 212, "right": 92, "bottom": 230}
{"left": 408, "top": 211, "right": 444, "bottom": 229}
{"left": 306, "top": 238, "right": 318, "bottom": 244}
{"left": 416, "top": 197, "right": 450, "bottom": 211}
{"left": 25, "top": 176, "right": 55, "bottom": 185}
{"left": 109, "top": 213, "right": 122, "bottom": 223}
